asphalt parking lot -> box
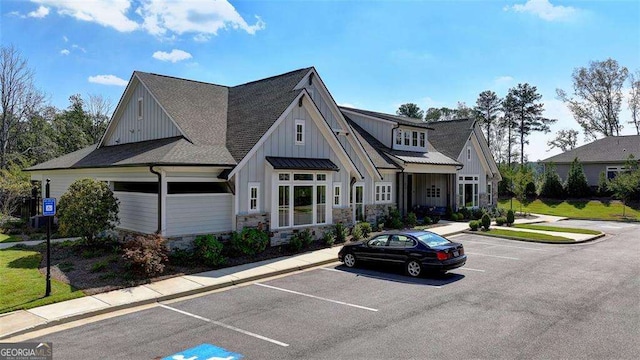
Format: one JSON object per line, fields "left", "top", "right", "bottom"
{"left": 27, "top": 220, "right": 640, "bottom": 359}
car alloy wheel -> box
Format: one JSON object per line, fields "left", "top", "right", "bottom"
{"left": 343, "top": 253, "right": 356, "bottom": 268}
{"left": 406, "top": 260, "right": 422, "bottom": 277}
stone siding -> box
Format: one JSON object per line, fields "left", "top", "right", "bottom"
{"left": 332, "top": 206, "right": 353, "bottom": 225}
{"left": 364, "top": 204, "right": 392, "bottom": 224}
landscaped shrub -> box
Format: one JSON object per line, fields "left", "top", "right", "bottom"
{"left": 423, "top": 216, "right": 433, "bottom": 225}
{"left": 288, "top": 234, "right": 304, "bottom": 252}
{"left": 357, "top": 222, "right": 372, "bottom": 237}
{"left": 525, "top": 181, "right": 537, "bottom": 198}
{"left": 323, "top": 231, "right": 335, "bottom": 246}
{"left": 495, "top": 217, "right": 507, "bottom": 226}
{"left": 445, "top": 206, "right": 453, "bottom": 220}
{"left": 334, "top": 223, "right": 348, "bottom": 243}
{"left": 298, "top": 229, "right": 313, "bottom": 248}
{"left": 405, "top": 212, "right": 418, "bottom": 227}
{"left": 351, "top": 224, "right": 363, "bottom": 242}
{"left": 449, "top": 213, "right": 458, "bottom": 221}
{"left": 469, "top": 220, "right": 479, "bottom": 231}
{"left": 506, "top": 209, "right": 515, "bottom": 226}
{"left": 122, "top": 234, "right": 169, "bottom": 276}
{"left": 432, "top": 216, "right": 440, "bottom": 224}
{"left": 481, "top": 213, "right": 491, "bottom": 231}
{"left": 57, "top": 178, "right": 120, "bottom": 246}
{"left": 169, "top": 248, "right": 194, "bottom": 266}
{"left": 456, "top": 213, "right": 464, "bottom": 221}
{"left": 597, "top": 171, "right": 610, "bottom": 196}
{"left": 565, "top": 157, "right": 591, "bottom": 198}
{"left": 386, "top": 208, "right": 404, "bottom": 229}
{"left": 539, "top": 163, "right": 565, "bottom": 198}
{"left": 194, "top": 234, "right": 226, "bottom": 267}
{"left": 460, "top": 207, "right": 471, "bottom": 220}
{"left": 376, "top": 222, "right": 384, "bottom": 232}
{"left": 471, "top": 208, "right": 484, "bottom": 220}
{"left": 230, "top": 228, "right": 269, "bottom": 257}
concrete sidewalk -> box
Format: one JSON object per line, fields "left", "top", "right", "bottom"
{"left": 0, "top": 213, "right": 572, "bottom": 340}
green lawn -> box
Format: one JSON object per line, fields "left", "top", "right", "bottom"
{"left": 0, "top": 248, "right": 84, "bottom": 314}
{"left": 0, "top": 233, "right": 21, "bottom": 243}
{"left": 512, "top": 224, "right": 601, "bottom": 235}
{"left": 474, "top": 228, "right": 574, "bottom": 243}
{"left": 498, "top": 198, "right": 640, "bottom": 221}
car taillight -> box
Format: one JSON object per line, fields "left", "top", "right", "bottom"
{"left": 460, "top": 247, "right": 464, "bottom": 255}
{"left": 436, "top": 251, "right": 449, "bottom": 261}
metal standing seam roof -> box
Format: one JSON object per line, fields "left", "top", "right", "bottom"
{"left": 384, "top": 149, "right": 462, "bottom": 166}
{"left": 540, "top": 135, "right": 640, "bottom": 163}
{"left": 265, "top": 156, "right": 339, "bottom": 171}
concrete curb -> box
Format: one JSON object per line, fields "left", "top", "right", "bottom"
{"left": 0, "top": 257, "right": 339, "bottom": 340}
{"left": 461, "top": 230, "right": 605, "bottom": 244}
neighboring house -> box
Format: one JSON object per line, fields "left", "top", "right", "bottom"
{"left": 27, "top": 67, "right": 500, "bottom": 245}
{"left": 540, "top": 135, "right": 640, "bottom": 186}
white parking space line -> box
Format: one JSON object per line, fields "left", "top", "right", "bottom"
{"left": 459, "top": 240, "right": 547, "bottom": 251}
{"left": 457, "top": 267, "right": 485, "bottom": 272}
{"left": 254, "top": 283, "right": 379, "bottom": 312}
{"left": 319, "top": 267, "right": 442, "bottom": 288}
{"left": 465, "top": 252, "right": 520, "bottom": 260}
{"left": 158, "top": 303, "right": 290, "bottom": 347}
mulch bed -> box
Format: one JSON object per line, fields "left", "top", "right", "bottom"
{"left": 26, "top": 239, "right": 334, "bottom": 296}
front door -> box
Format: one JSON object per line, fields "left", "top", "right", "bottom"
{"left": 353, "top": 183, "right": 364, "bottom": 223}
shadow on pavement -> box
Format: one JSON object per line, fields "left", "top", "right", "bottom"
{"left": 330, "top": 264, "right": 464, "bottom": 286}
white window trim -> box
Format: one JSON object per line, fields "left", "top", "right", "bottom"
{"left": 248, "top": 182, "right": 260, "bottom": 213}
{"left": 375, "top": 182, "right": 392, "bottom": 204}
{"left": 295, "top": 119, "right": 305, "bottom": 145}
{"left": 137, "top": 97, "right": 143, "bottom": 120}
{"left": 274, "top": 171, "right": 331, "bottom": 229}
{"left": 333, "top": 183, "right": 342, "bottom": 207}
{"left": 419, "top": 132, "right": 425, "bottom": 148}
{"left": 458, "top": 174, "right": 480, "bottom": 208}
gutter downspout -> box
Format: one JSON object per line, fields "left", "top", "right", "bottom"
{"left": 149, "top": 166, "right": 162, "bottom": 234}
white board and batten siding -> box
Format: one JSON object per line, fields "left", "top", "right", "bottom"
{"left": 343, "top": 111, "right": 395, "bottom": 149}
{"left": 114, "top": 192, "right": 157, "bottom": 234}
{"left": 103, "top": 81, "right": 181, "bottom": 146}
{"left": 237, "top": 103, "right": 350, "bottom": 214}
{"left": 457, "top": 136, "right": 489, "bottom": 191}
{"left": 166, "top": 194, "right": 232, "bottom": 237}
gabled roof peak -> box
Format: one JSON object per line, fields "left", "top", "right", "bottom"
{"left": 232, "top": 67, "right": 313, "bottom": 88}
{"left": 133, "top": 70, "right": 228, "bottom": 88}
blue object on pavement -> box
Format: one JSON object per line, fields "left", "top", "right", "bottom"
{"left": 163, "top": 343, "right": 243, "bottom": 360}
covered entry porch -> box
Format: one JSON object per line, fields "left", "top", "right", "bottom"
{"left": 396, "top": 164, "right": 458, "bottom": 216}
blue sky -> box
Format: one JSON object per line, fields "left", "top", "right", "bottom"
{"left": 2, "top": 0, "right": 639, "bottom": 161}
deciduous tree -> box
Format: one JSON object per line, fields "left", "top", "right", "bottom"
{"left": 547, "top": 129, "right": 579, "bottom": 152}
{"left": 557, "top": 58, "right": 629, "bottom": 140}
{"left": 396, "top": 103, "right": 424, "bottom": 119}
{"left": 628, "top": 71, "right": 640, "bottom": 135}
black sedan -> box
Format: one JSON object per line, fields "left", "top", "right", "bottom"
{"left": 338, "top": 230, "right": 466, "bottom": 277}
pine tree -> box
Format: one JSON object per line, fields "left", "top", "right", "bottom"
{"left": 565, "top": 158, "right": 591, "bottom": 198}
{"left": 539, "top": 163, "right": 565, "bottom": 198}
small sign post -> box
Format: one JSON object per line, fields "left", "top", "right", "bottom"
{"left": 43, "top": 180, "right": 55, "bottom": 297}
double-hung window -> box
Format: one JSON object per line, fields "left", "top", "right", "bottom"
{"left": 248, "top": 183, "right": 259, "bottom": 212}
{"left": 412, "top": 131, "right": 418, "bottom": 146}
{"left": 375, "top": 183, "right": 392, "bottom": 203}
{"left": 419, "top": 132, "right": 425, "bottom": 148}
{"left": 396, "top": 130, "right": 402, "bottom": 146}
{"left": 333, "top": 183, "right": 341, "bottom": 207}
{"left": 295, "top": 119, "right": 305, "bottom": 145}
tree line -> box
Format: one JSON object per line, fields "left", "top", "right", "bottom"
{"left": 396, "top": 58, "right": 640, "bottom": 166}
{"left": 1, "top": 45, "right": 112, "bottom": 170}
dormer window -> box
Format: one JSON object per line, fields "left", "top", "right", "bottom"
{"left": 412, "top": 131, "right": 418, "bottom": 146}
{"left": 137, "top": 97, "right": 143, "bottom": 120}
{"left": 295, "top": 119, "right": 305, "bottom": 145}
{"left": 419, "top": 132, "right": 425, "bottom": 148}
{"left": 396, "top": 129, "right": 402, "bottom": 145}
{"left": 404, "top": 131, "right": 410, "bottom": 146}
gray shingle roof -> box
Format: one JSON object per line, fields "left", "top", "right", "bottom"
{"left": 27, "top": 137, "right": 236, "bottom": 171}
{"left": 425, "top": 118, "right": 475, "bottom": 159}
{"left": 227, "top": 68, "right": 312, "bottom": 161}
{"left": 339, "top": 106, "right": 434, "bottom": 129}
{"left": 540, "top": 135, "right": 640, "bottom": 163}
{"left": 135, "top": 72, "right": 228, "bottom": 146}
{"left": 344, "top": 116, "right": 401, "bottom": 169}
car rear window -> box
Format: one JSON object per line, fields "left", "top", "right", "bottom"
{"left": 417, "top": 233, "right": 450, "bottom": 247}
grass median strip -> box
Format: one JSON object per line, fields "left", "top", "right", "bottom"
{"left": 498, "top": 198, "right": 640, "bottom": 221}
{"left": 0, "top": 248, "right": 84, "bottom": 314}
{"left": 477, "top": 229, "right": 574, "bottom": 243}
{"left": 513, "top": 224, "right": 601, "bottom": 235}
{"left": 0, "top": 233, "right": 21, "bottom": 243}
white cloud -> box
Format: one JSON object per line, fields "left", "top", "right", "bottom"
{"left": 33, "top": 0, "right": 139, "bottom": 32}
{"left": 27, "top": 5, "right": 49, "bottom": 18}
{"left": 8, "top": 11, "right": 21, "bottom": 17}
{"left": 60, "top": 49, "right": 70, "bottom": 55}
{"left": 137, "top": 0, "right": 265, "bottom": 37}
{"left": 88, "top": 74, "right": 128, "bottom": 86}
{"left": 71, "top": 44, "right": 86, "bottom": 53}
{"left": 152, "top": 49, "right": 193, "bottom": 63}
{"left": 504, "top": 0, "right": 579, "bottom": 22}
{"left": 193, "top": 33, "right": 210, "bottom": 42}
{"left": 62, "top": 35, "right": 68, "bottom": 42}
{"left": 494, "top": 76, "right": 514, "bottom": 85}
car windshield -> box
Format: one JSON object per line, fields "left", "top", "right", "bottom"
{"left": 416, "top": 233, "right": 450, "bottom": 247}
